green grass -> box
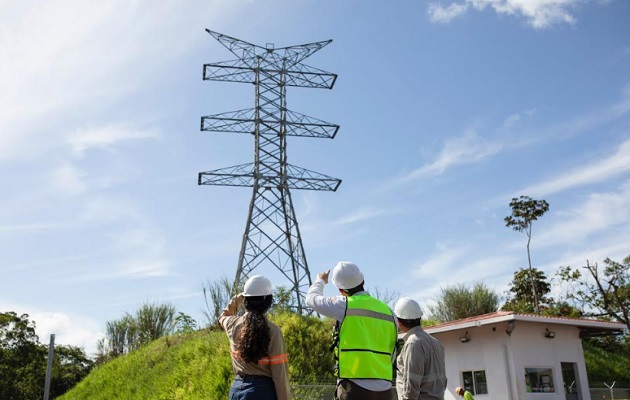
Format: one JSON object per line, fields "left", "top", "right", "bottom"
{"left": 56, "top": 329, "right": 233, "bottom": 400}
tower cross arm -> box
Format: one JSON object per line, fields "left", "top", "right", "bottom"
{"left": 201, "top": 108, "right": 255, "bottom": 134}
{"left": 285, "top": 164, "right": 341, "bottom": 191}
{"left": 285, "top": 110, "right": 339, "bottom": 138}
{"left": 203, "top": 60, "right": 256, "bottom": 83}
{"left": 198, "top": 163, "right": 255, "bottom": 187}
{"left": 284, "top": 63, "right": 337, "bottom": 89}
{"left": 206, "top": 29, "right": 260, "bottom": 66}
{"left": 276, "top": 39, "right": 333, "bottom": 66}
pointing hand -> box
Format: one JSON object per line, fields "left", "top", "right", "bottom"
{"left": 318, "top": 269, "right": 330, "bottom": 284}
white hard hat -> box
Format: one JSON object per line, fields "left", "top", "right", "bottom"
{"left": 243, "top": 275, "right": 273, "bottom": 297}
{"left": 394, "top": 297, "right": 424, "bottom": 319}
{"left": 331, "top": 261, "right": 364, "bottom": 290}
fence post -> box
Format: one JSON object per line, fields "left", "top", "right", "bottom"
{"left": 603, "top": 381, "right": 615, "bottom": 400}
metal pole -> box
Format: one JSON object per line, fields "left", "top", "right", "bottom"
{"left": 43, "top": 333, "right": 55, "bottom": 400}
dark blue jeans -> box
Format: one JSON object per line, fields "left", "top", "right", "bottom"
{"left": 229, "top": 375, "right": 277, "bottom": 400}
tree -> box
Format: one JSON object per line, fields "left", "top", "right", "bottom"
{"left": 504, "top": 195, "right": 549, "bottom": 314}
{"left": 173, "top": 312, "right": 198, "bottom": 334}
{"left": 0, "top": 312, "right": 45, "bottom": 400}
{"left": 134, "top": 302, "right": 177, "bottom": 346}
{"left": 500, "top": 267, "right": 581, "bottom": 317}
{"left": 49, "top": 345, "right": 94, "bottom": 396}
{"left": 0, "top": 312, "right": 93, "bottom": 400}
{"left": 97, "top": 303, "right": 177, "bottom": 364}
{"left": 202, "top": 276, "right": 242, "bottom": 327}
{"left": 370, "top": 286, "right": 400, "bottom": 308}
{"left": 270, "top": 285, "right": 298, "bottom": 314}
{"left": 428, "top": 283, "right": 500, "bottom": 322}
{"left": 269, "top": 312, "right": 335, "bottom": 382}
{"left": 558, "top": 254, "right": 630, "bottom": 330}
{"left": 502, "top": 267, "right": 552, "bottom": 313}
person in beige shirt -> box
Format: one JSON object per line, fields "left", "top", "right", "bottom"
{"left": 219, "top": 275, "right": 291, "bottom": 400}
{"left": 394, "top": 297, "right": 447, "bottom": 400}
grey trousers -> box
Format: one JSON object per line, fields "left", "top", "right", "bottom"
{"left": 335, "top": 379, "right": 393, "bottom": 400}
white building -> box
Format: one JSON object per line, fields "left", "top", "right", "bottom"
{"left": 425, "top": 311, "right": 625, "bottom": 400}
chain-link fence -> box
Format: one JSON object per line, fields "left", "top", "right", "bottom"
{"left": 291, "top": 383, "right": 335, "bottom": 400}
{"left": 590, "top": 387, "right": 630, "bottom": 400}
{"left": 290, "top": 382, "right": 630, "bottom": 400}
{"left": 290, "top": 381, "right": 397, "bottom": 400}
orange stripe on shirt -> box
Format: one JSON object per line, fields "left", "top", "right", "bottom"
{"left": 258, "top": 353, "right": 288, "bottom": 365}
{"left": 231, "top": 350, "right": 288, "bottom": 365}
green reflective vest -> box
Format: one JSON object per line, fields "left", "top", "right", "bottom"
{"left": 336, "top": 294, "right": 397, "bottom": 380}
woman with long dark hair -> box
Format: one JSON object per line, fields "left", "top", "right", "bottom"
{"left": 219, "top": 275, "right": 290, "bottom": 400}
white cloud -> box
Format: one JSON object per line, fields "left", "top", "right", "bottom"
{"left": 299, "top": 206, "right": 398, "bottom": 249}
{"left": 406, "top": 242, "right": 517, "bottom": 308}
{"left": 67, "top": 125, "right": 160, "bottom": 157}
{"left": 543, "top": 240, "right": 630, "bottom": 274}
{"left": 119, "top": 260, "right": 172, "bottom": 278}
{"left": 518, "top": 139, "right": 630, "bottom": 197}
{"left": 412, "top": 242, "right": 466, "bottom": 280}
{"left": 412, "top": 243, "right": 517, "bottom": 283}
{"left": 0, "top": 222, "right": 65, "bottom": 234}
{"left": 502, "top": 108, "right": 536, "bottom": 129}
{"left": 109, "top": 228, "right": 173, "bottom": 277}
{"left": 0, "top": 301, "right": 103, "bottom": 355}
{"left": 50, "top": 164, "right": 88, "bottom": 196}
{"left": 428, "top": 2, "right": 470, "bottom": 23}
{"left": 0, "top": 0, "right": 232, "bottom": 161}
{"left": 393, "top": 129, "right": 503, "bottom": 186}
{"left": 302, "top": 206, "right": 394, "bottom": 233}
{"left": 31, "top": 311, "right": 104, "bottom": 356}
{"left": 429, "top": 0, "right": 593, "bottom": 29}
{"left": 536, "top": 181, "right": 630, "bottom": 248}
{"left": 333, "top": 207, "right": 392, "bottom": 226}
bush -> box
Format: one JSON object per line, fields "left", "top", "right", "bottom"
{"left": 269, "top": 312, "right": 336, "bottom": 383}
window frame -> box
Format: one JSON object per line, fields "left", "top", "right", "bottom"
{"left": 524, "top": 367, "right": 556, "bottom": 393}
{"left": 461, "top": 369, "right": 488, "bottom": 395}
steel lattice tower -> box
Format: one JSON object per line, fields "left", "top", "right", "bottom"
{"left": 198, "top": 30, "right": 341, "bottom": 313}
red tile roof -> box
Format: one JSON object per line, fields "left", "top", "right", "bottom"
{"left": 425, "top": 311, "right": 626, "bottom": 333}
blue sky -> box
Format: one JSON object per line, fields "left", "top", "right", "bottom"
{"left": 1, "top": 0, "right": 629, "bottom": 355}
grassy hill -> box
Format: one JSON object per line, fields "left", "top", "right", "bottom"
{"left": 57, "top": 329, "right": 233, "bottom": 400}
{"left": 57, "top": 312, "right": 336, "bottom": 400}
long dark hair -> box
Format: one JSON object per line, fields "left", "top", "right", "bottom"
{"left": 237, "top": 295, "right": 273, "bottom": 363}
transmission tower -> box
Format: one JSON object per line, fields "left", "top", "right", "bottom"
{"left": 198, "top": 30, "right": 340, "bottom": 313}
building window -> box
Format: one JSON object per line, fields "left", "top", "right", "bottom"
{"left": 462, "top": 370, "right": 488, "bottom": 395}
{"left": 525, "top": 367, "right": 555, "bottom": 393}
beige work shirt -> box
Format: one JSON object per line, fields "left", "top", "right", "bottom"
{"left": 396, "top": 326, "right": 447, "bottom": 400}
{"left": 219, "top": 295, "right": 291, "bottom": 400}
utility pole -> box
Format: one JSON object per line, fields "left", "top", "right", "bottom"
{"left": 43, "top": 333, "right": 55, "bottom": 400}
{"left": 199, "top": 30, "right": 340, "bottom": 313}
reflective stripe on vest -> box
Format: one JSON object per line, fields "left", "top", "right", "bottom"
{"left": 337, "top": 294, "right": 397, "bottom": 380}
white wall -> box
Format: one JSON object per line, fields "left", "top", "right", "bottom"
{"left": 431, "top": 321, "right": 590, "bottom": 400}
{"left": 510, "top": 323, "right": 589, "bottom": 400}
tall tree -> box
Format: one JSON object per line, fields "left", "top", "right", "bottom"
{"left": 504, "top": 195, "right": 549, "bottom": 314}
{"left": 558, "top": 254, "right": 630, "bottom": 330}
{"left": 502, "top": 267, "right": 551, "bottom": 313}
{"left": 428, "top": 283, "right": 500, "bottom": 322}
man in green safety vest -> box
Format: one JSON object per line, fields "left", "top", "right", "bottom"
{"left": 306, "top": 261, "right": 398, "bottom": 400}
